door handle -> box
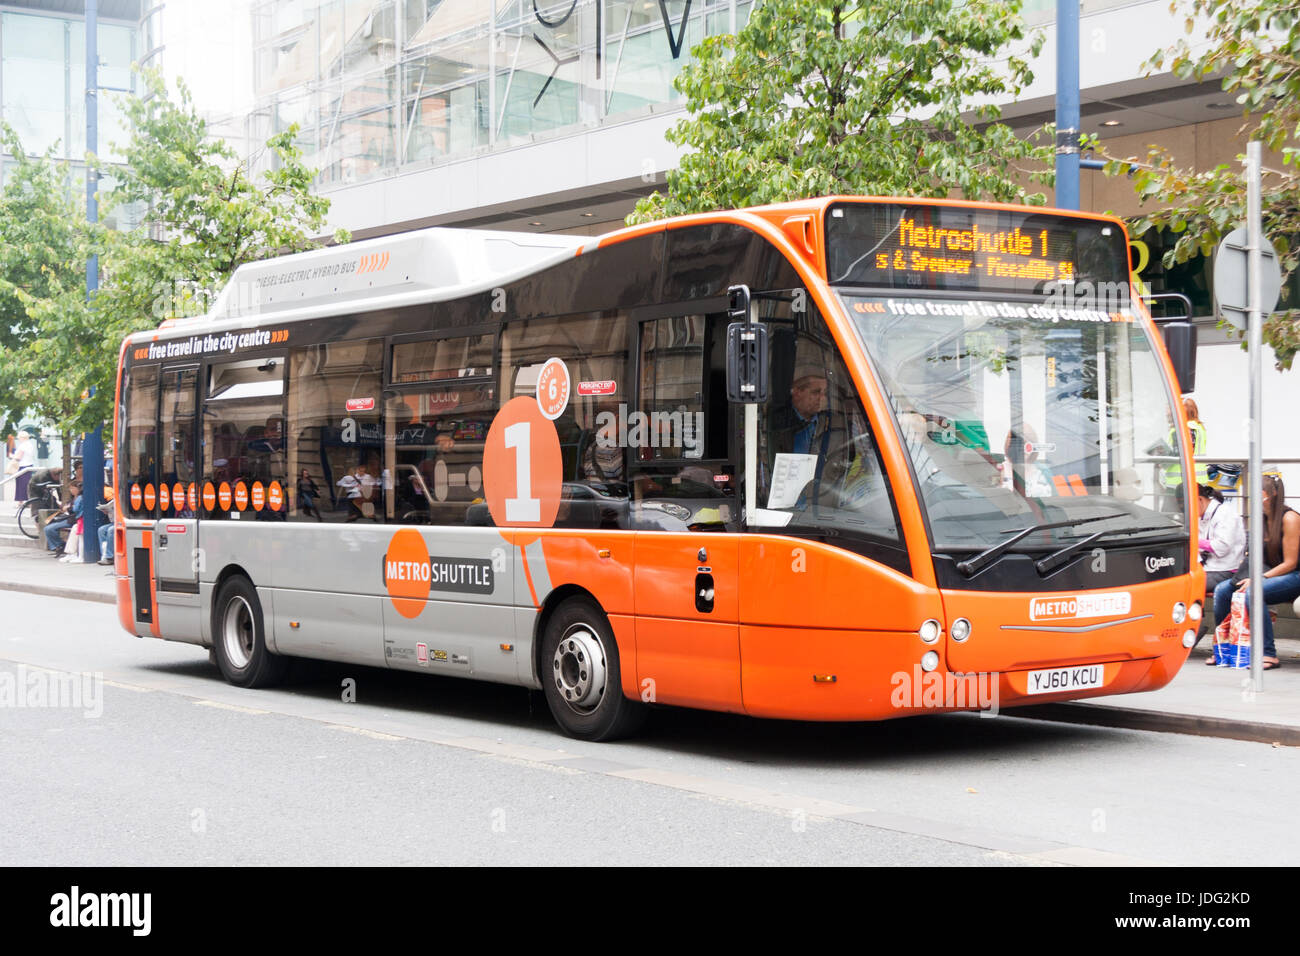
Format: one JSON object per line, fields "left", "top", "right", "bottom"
{"left": 695, "top": 571, "right": 715, "bottom": 613}
{"left": 158, "top": 534, "right": 168, "bottom": 548}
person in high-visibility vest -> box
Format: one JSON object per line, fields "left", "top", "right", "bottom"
{"left": 1161, "top": 397, "right": 1209, "bottom": 499}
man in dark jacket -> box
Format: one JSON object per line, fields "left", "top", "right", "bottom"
{"left": 759, "top": 362, "right": 845, "bottom": 510}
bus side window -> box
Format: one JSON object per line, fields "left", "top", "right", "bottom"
{"left": 386, "top": 383, "right": 494, "bottom": 526}
{"left": 202, "top": 357, "right": 287, "bottom": 521}
{"left": 159, "top": 367, "right": 198, "bottom": 516}
{"left": 499, "top": 312, "right": 631, "bottom": 530}
{"left": 752, "top": 293, "right": 905, "bottom": 568}
{"left": 629, "top": 313, "right": 737, "bottom": 531}
{"left": 122, "top": 364, "right": 160, "bottom": 519}
{"left": 286, "top": 340, "right": 384, "bottom": 523}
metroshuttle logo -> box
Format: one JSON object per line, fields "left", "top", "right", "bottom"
{"left": 1029, "top": 591, "right": 1132, "bottom": 622}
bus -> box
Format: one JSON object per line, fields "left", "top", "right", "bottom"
{"left": 112, "top": 196, "right": 1205, "bottom": 740}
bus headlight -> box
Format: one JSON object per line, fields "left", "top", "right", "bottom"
{"left": 1188, "top": 602, "right": 1203, "bottom": 621}
{"left": 920, "top": 651, "right": 940, "bottom": 672}
{"left": 1182, "top": 630, "right": 1197, "bottom": 647}
{"left": 1172, "top": 602, "right": 1187, "bottom": 624}
{"left": 918, "top": 619, "right": 941, "bottom": 644}
{"left": 950, "top": 618, "right": 972, "bottom": 642}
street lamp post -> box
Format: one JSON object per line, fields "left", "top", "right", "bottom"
{"left": 81, "top": 0, "right": 105, "bottom": 564}
{"left": 1055, "top": 0, "right": 1081, "bottom": 210}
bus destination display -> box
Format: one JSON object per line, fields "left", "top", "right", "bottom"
{"left": 824, "top": 202, "right": 1130, "bottom": 295}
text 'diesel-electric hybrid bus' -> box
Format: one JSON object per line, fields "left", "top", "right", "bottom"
{"left": 113, "top": 196, "right": 1204, "bottom": 740}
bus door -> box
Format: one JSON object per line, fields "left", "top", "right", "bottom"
{"left": 120, "top": 363, "right": 159, "bottom": 637}
{"left": 152, "top": 365, "right": 203, "bottom": 642}
{"left": 631, "top": 312, "right": 744, "bottom": 712}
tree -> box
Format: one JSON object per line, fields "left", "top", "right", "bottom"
{"left": 628, "top": 0, "right": 1052, "bottom": 225}
{"left": 98, "top": 69, "right": 345, "bottom": 339}
{"left": 0, "top": 124, "right": 105, "bottom": 489}
{"left": 1101, "top": 0, "right": 1300, "bottom": 367}
{"left": 0, "top": 68, "right": 344, "bottom": 498}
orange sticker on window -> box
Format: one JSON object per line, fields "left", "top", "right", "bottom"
{"left": 159, "top": 484, "right": 170, "bottom": 512}
{"left": 173, "top": 483, "right": 186, "bottom": 512}
{"left": 218, "top": 483, "right": 232, "bottom": 510}
{"left": 267, "top": 481, "right": 284, "bottom": 511}
{"left": 188, "top": 483, "right": 198, "bottom": 512}
{"left": 143, "top": 484, "right": 156, "bottom": 510}
{"left": 251, "top": 481, "right": 265, "bottom": 511}
{"left": 234, "top": 481, "right": 248, "bottom": 511}
{"left": 202, "top": 482, "right": 216, "bottom": 512}
{"left": 130, "top": 483, "right": 142, "bottom": 511}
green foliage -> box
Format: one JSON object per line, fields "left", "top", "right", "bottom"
{"left": 1101, "top": 0, "right": 1300, "bottom": 368}
{"left": 98, "top": 69, "right": 343, "bottom": 335}
{"left": 0, "top": 68, "right": 342, "bottom": 449}
{"left": 0, "top": 123, "right": 105, "bottom": 440}
{"left": 629, "top": 0, "right": 1053, "bottom": 224}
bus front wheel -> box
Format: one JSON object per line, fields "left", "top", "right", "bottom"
{"left": 541, "top": 598, "right": 646, "bottom": 741}
{"left": 212, "top": 576, "right": 288, "bottom": 689}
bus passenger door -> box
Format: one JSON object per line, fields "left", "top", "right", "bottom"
{"left": 152, "top": 366, "right": 203, "bottom": 643}
{"left": 633, "top": 531, "right": 742, "bottom": 712}
{"left": 630, "top": 311, "right": 744, "bottom": 710}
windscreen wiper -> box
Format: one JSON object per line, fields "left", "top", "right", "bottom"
{"left": 955, "top": 510, "right": 1124, "bottom": 577}
{"left": 1034, "top": 523, "right": 1183, "bottom": 576}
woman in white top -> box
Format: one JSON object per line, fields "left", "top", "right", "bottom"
{"left": 1197, "top": 483, "right": 1245, "bottom": 653}
{"left": 11, "top": 431, "right": 36, "bottom": 502}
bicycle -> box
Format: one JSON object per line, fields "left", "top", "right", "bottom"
{"left": 15, "top": 480, "right": 62, "bottom": 540}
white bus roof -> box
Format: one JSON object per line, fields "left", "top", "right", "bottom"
{"left": 206, "top": 227, "right": 585, "bottom": 321}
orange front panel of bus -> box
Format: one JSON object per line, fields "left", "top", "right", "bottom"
{"left": 943, "top": 574, "right": 1202, "bottom": 675}
{"left": 738, "top": 536, "right": 941, "bottom": 631}
{"left": 740, "top": 626, "right": 928, "bottom": 720}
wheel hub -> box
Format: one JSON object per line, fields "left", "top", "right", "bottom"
{"left": 552, "top": 624, "right": 607, "bottom": 711}
{"left": 222, "top": 595, "right": 254, "bottom": 670}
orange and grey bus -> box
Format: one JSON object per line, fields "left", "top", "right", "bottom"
{"left": 113, "top": 196, "right": 1204, "bottom": 740}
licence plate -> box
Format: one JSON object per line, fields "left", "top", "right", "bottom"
{"left": 1026, "top": 664, "right": 1107, "bottom": 695}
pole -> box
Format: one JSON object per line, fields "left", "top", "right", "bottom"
{"left": 82, "top": 0, "right": 105, "bottom": 563}
{"left": 1054, "top": 0, "right": 1081, "bottom": 210}
{"left": 1246, "top": 141, "right": 1263, "bottom": 692}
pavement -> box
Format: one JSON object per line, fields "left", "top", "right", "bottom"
{"left": 1, "top": 535, "right": 1298, "bottom": 747}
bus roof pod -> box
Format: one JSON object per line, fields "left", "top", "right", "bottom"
{"left": 208, "top": 227, "right": 585, "bottom": 321}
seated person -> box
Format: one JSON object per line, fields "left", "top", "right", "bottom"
{"left": 44, "top": 480, "right": 83, "bottom": 553}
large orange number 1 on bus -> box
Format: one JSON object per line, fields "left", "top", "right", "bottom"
{"left": 504, "top": 421, "right": 540, "bottom": 522}
{"left": 484, "top": 396, "right": 563, "bottom": 528}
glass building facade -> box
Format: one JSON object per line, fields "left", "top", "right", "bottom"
{"left": 0, "top": 2, "right": 142, "bottom": 227}
{"left": 0, "top": 6, "right": 137, "bottom": 164}
{"left": 250, "top": 0, "right": 754, "bottom": 190}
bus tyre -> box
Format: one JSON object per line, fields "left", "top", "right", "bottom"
{"left": 541, "top": 598, "right": 646, "bottom": 741}
{"left": 212, "top": 576, "right": 287, "bottom": 688}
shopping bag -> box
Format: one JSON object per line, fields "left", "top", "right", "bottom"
{"left": 1213, "top": 590, "right": 1252, "bottom": 668}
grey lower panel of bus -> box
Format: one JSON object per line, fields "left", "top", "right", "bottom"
{"left": 173, "top": 522, "right": 541, "bottom": 689}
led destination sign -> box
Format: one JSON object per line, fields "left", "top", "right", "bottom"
{"left": 825, "top": 202, "right": 1131, "bottom": 296}
{"left": 889, "top": 216, "right": 1073, "bottom": 282}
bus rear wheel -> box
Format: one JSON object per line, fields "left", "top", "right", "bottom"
{"left": 541, "top": 598, "right": 646, "bottom": 741}
{"left": 212, "top": 576, "right": 287, "bottom": 688}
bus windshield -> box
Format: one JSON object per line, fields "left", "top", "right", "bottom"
{"left": 841, "top": 292, "right": 1188, "bottom": 555}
